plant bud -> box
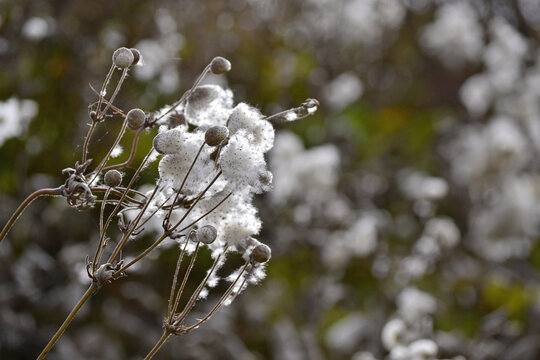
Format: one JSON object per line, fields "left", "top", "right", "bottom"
{"left": 112, "top": 47, "right": 134, "bottom": 68}
{"left": 130, "top": 48, "right": 141, "bottom": 65}
{"left": 251, "top": 244, "right": 271, "bottom": 263}
{"left": 210, "top": 56, "right": 231, "bottom": 74}
{"left": 104, "top": 170, "right": 122, "bottom": 187}
{"left": 205, "top": 125, "right": 229, "bottom": 146}
{"left": 126, "top": 108, "right": 146, "bottom": 130}
{"left": 196, "top": 225, "right": 217, "bottom": 244}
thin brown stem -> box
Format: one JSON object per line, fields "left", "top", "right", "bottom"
{"left": 144, "top": 331, "right": 171, "bottom": 360}
{"left": 92, "top": 186, "right": 146, "bottom": 205}
{"left": 101, "top": 127, "right": 144, "bottom": 173}
{"left": 100, "top": 68, "right": 129, "bottom": 116}
{"left": 115, "top": 171, "right": 222, "bottom": 274}
{"left": 165, "top": 143, "right": 205, "bottom": 227}
{"left": 185, "top": 262, "right": 249, "bottom": 331}
{"left": 93, "top": 188, "right": 112, "bottom": 271}
{"left": 170, "top": 242, "right": 200, "bottom": 319}
{"left": 175, "top": 192, "right": 231, "bottom": 234}
{"left": 107, "top": 180, "right": 161, "bottom": 264}
{"left": 153, "top": 63, "right": 212, "bottom": 124}
{"left": 94, "top": 64, "right": 116, "bottom": 119}
{"left": 99, "top": 150, "right": 155, "bottom": 258}
{"left": 168, "top": 235, "right": 191, "bottom": 321}
{"left": 89, "top": 116, "right": 129, "bottom": 185}
{"left": 81, "top": 121, "right": 97, "bottom": 164}
{"left": 0, "top": 187, "right": 63, "bottom": 244}
{"left": 174, "top": 246, "right": 228, "bottom": 324}
{"left": 37, "top": 285, "right": 96, "bottom": 359}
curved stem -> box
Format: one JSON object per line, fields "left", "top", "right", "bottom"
{"left": 144, "top": 331, "right": 171, "bottom": 360}
{"left": 37, "top": 285, "right": 96, "bottom": 359}
{"left": 0, "top": 187, "right": 63, "bottom": 244}
{"left": 100, "top": 126, "right": 144, "bottom": 173}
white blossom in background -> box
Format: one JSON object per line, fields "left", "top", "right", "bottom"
{"left": 134, "top": 9, "right": 185, "bottom": 94}
{"left": 420, "top": 2, "right": 483, "bottom": 69}
{"left": 469, "top": 175, "right": 540, "bottom": 262}
{"left": 398, "top": 169, "right": 448, "bottom": 201}
{"left": 325, "top": 312, "right": 369, "bottom": 353}
{"left": 382, "top": 288, "right": 439, "bottom": 360}
{"left": 445, "top": 117, "right": 530, "bottom": 190}
{"left": 0, "top": 98, "right": 38, "bottom": 147}
{"left": 270, "top": 131, "right": 340, "bottom": 206}
{"left": 293, "top": 0, "right": 405, "bottom": 48}
{"left": 323, "top": 72, "right": 363, "bottom": 111}
{"left": 323, "top": 212, "right": 384, "bottom": 268}
{"left": 22, "top": 17, "right": 54, "bottom": 40}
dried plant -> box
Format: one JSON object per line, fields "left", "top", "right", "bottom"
{"left": 0, "top": 47, "right": 318, "bottom": 359}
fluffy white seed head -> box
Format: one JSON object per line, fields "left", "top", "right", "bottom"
{"left": 210, "top": 56, "right": 232, "bottom": 74}
{"left": 112, "top": 47, "right": 134, "bottom": 68}
{"left": 153, "top": 128, "right": 185, "bottom": 154}
{"left": 184, "top": 85, "right": 234, "bottom": 127}
{"left": 220, "top": 131, "right": 267, "bottom": 191}
{"left": 126, "top": 108, "right": 146, "bottom": 130}
{"left": 227, "top": 103, "right": 274, "bottom": 152}
{"left": 188, "top": 85, "right": 222, "bottom": 110}
{"left": 104, "top": 170, "right": 122, "bottom": 187}
{"left": 220, "top": 201, "right": 262, "bottom": 248}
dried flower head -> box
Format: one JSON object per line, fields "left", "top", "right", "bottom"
{"left": 104, "top": 170, "right": 122, "bottom": 187}
{"left": 210, "top": 56, "right": 232, "bottom": 74}
{"left": 251, "top": 244, "right": 271, "bottom": 263}
{"left": 196, "top": 225, "right": 217, "bottom": 244}
{"left": 205, "top": 125, "right": 229, "bottom": 146}
{"left": 126, "top": 108, "right": 146, "bottom": 130}
{"left": 112, "top": 47, "right": 134, "bottom": 68}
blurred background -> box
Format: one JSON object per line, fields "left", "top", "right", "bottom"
{"left": 1, "top": 0, "right": 540, "bottom": 359}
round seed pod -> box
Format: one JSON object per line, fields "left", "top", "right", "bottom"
{"left": 130, "top": 48, "right": 141, "bottom": 65}
{"left": 126, "top": 108, "right": 146, "bottom": 130}
{"left": 196, "top": 225, "right": 217, "bottom": 244}
{"left": 251, "top": 244, "right": 271, "bottom": 263}
{"left": 104, "top": 170, "right": 122, "bottom": 187}
{"left": 205, "top": 126, "right": 229, "bottom": 146}
{"left": 210, "top": 56, "right": 231, "bottom": 74}
{"left": 112, "top": 47, "right": 134, "bottom": 68}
